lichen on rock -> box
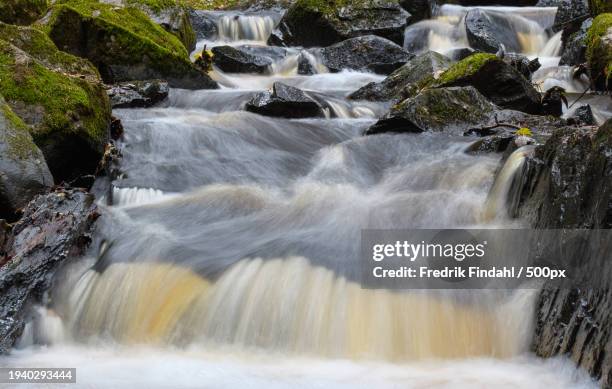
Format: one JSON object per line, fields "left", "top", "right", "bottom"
{"left": 586, "top": 13, "right": 612, "bottom": 91}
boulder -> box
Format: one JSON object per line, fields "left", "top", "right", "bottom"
{"left": 435, "top": 53, "right": 543, "bottom": 114}
{"left": 140, "top": 5, "right": 197, "bottom": 53}
{"left": 536, "top": 0, "right": 590, "bottom": 32}
{"left": 399, "top": 0, "right": 432, "bottom": 21}
{"left": 0, "top": 35, "right": 111, "bottom": 183}
{"left": 560, "top": 17, "right": 592, "bottom": 66}
{"left": 46, "top": 2, "right": 217, "bottom": 89}
{"left": 0, "top": 0, "right": 47, "bottom": 25}
{"left": 586, "top": 13, "right": 612, "bottom": 91}
{"left": 211, "top": 45, "right": 287, "bottom": 73}
{"left": 189, "top": 10, "right": 217, "bottom": 40}
{"left": 465, "top": 8, "right": 524, "bottom": 53}
{"left": 366, "top": 86, "right": 499, "bottom": 135}
{"left": 503, "top": 53, "right": 541, "bottom": 78}
{"left": 515, "top": 120, "right": 612, "bottom": 387}
{"left": 245, "top": 82, "right": 324, "bottom": 118}
{"left": 0, "top": 98, "right": 53, "bottom": 221}
{"left": 0, "top": 188, "right": 98, "bottom": 354}
{"left": 567, "top": 104, "right": 596, "bottom": 125}
{"left": 268, "top": 0, "right": 412, "bottom": 47}
{"left": 311, "top": 35, "right": 413, "bottom": 75}
{"left": 349, "top": 51, "right": 452, "bottom": 101}
{"left": 107, "top": 80, "right": 169, "bottom": 109}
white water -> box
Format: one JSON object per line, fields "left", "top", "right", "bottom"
{"left": 2, "top": 5, "right": 603, "bottom": 389}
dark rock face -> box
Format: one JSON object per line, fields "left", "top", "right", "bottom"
{"left": 107, "top": 80, "right": 169, "bottom": 109}
{"left": 189, "top": 10, "right": 218, "bottom": 40}
{"left": 515, "top": 120, "right": 612, "bottom": 388}
{"left": 536, "top": 0, "right": 590, "bottom": 33}
{"left": 313, "top": 35, "right": 414, "bottom": 75}
{"left": 269, "top": 0, "right": 412, "bottom": 47}
{"left": 465, "top": 8, "right": 524, "bottom": 53}
{"left": 0, "top": 99, "right": 53, "bottom": 221}
{"left": 349, "top": 51, "right": 452, "bottom": 101}
{"left": 0, "top": 0, "right": 47, "bottom": 25}
{"left": 144, "top": 6, "right": 197, "bottom": 52}
{"left": 567, "top": 104, "right": 596, "bottom": 126}
{"left": 503, "top": 53, "right": 541, "bottom": 79}
{"left": 437, "top": 57, "right": 543, "bottom": 114}
{"left": 399, "top": 0, "right": 432, "bottom": 21}
{"left": 245, "top": 82, "right": 324, "bottom": 118}
{"left": 212, "top": 45, "right": 287, "bottom": 73}
{"left": 0, "top": 189, "right": 98, "bottom": 354}
{"left": 560, "top": 18, "right": 592, "bottom": 66}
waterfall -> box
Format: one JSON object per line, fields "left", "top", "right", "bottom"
{"left": 217, "top": 15, "right": 275, "bottom": 42}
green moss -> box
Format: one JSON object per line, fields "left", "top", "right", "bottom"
{"left": 0, "top": 40, "right": 110, "bottom": 151}
{"left": 0, "top": 22, "right": 100, "bottom": 81}
{"left": 586, "top": 13, "right": 612, "bottom": 89}
{"left": 0, "top": 0, "right": 48, "bottom": 25}
{"left": 437, "top": 53, "right": 498, "bottom": 85}
{"left": 50, "top": 1, "right": 188, "bottom": 57}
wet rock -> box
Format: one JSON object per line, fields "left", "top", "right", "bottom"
{"left": 269, "top": 0, "right": 412, "bottom": 47}
{"left": 141, "top": 5, "right": 197, "bottom": 52}
{"left": 110, "top": 116, "right": 124, "bottom": 141}
{"left": 0, "top": 31, "right": 111, "bottom": 183}
{"left": 297, "top": 52, "right": 316, "bottom": 75}
{"left": 0, "top": 188, "right": 98, "bottom": 354}
{"left": 537, "top": 0, "right": 590, "bottom": 32}
{"left": 465, "top": 134, "right": 515, "bottom": 154}
{"left": 435, "top": 53, "right": 543, "bottom": 114}
{"left": 189, "top": 10, "right": 218, "bottom": 40}
{"left": 0, "top": 98, "right": 53, "bottom": 221}
{"left": 366, "top": 86, "right": 499, "bottom": 135}
{"left": 107, "top": 80, "right": 169, "bottom": 109}
{"left": 46, "top": 2, "right": 217, "bottom": 89}
{"left": 312, "top": 35, "right": 413, "bottom": 75}
{"left": 465, "top": 8, "right": 524, "bottom": 53}
{"left": 245, "top": 82, "right": 324, "bottom": 118}
{"left": 589, "top": 0, "right": 612, "bottom": 16}
{"left": 503, "top": 53, "right": 541, "bottom": 78}
{"left": 586, "top": 13, "right": 612, "bottom": 91}
{"left": 515, "top": 120, "right": 612, "bottom": 388}
{"left": 349, "top": 51, "right": 452, "bottom": 101}
{"left": 567, "top": 104, "right": 596, "bottom": 125}
{"left": 0, "top": 0, "right": 47, "bottom": 25}
{"left": 446, "top": 47, "right": 479, "bottom": 61}
{"left": 212, "top": 45, "right": 287, "bottom": 73}
{"left": 560, "top": 18, "right": 592, "bottom": 66}
{"left": 541, "top": 86, "right": 568, "bottom": 117}
{"left": 399, "top": 0, "right": 432, "bottom": 21}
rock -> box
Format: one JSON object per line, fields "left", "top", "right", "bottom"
{"left": 312, "top": 35, "right": 413, "bottom": 75}
{"left": 439, "top": 0, "right": 538, "bottom": 4}
{"left": 366, "top": 85, "right": 564, "bottom": 136}
{"left": 349, "top": 51, "right": 452, "bottom": 101}
{"left": 465, "top": 134, "right": 515, "bottom": 154}
{"left": 0, "top": 98, "right": 53, "bottom": 221}
{"left": 541, "top": 86, "right": 568, "bottom": 117}
{"left": 269, "top": 0, "right": 412, "bottom": 47}
{"left": 503, "top": 53, "right": 541, "bottom": 78}
{"left": 189, "top": 10, "right": 217, "bottom": 40}
{"left": 366, "top": 86, "right": 499, "bottom": 135}
{"left": 211, "top": 45, "right": 287, "bottom": 73}
{"left": 567, "top": 104, "right": 596, "bottom": 125}
{"left": 560, "top": 18, "right": 592, "bottom": 66}
{"left": 399, "top": 0, "right": 432, "bottom": 21}
{"left": 107, "top": 80, "right": 169, "bottom": 109}
{"left": 515, "top": 120, "right": 612, "bottom": 387}
{"left": 46, "top": 2, "right": 217, "bottom": 89}
{"left": 465, "top": 8, "right": 524, "bottom": 53}
{"left": 0, "top": 36, "right": 111, "bottom": 183}
{"left": 586, "top": 13, "right": 612, "bottom": 91}
{"left": 588, "top": 0, "right": 612, "bottom": 16}
{"left": 0, "top": 188, "right": 98, "bottom": 354}
{"left": 435, "top": 53, "right": 543, "bottom": 114}
{"left": 537, "top": 0, "right": 590, "bottom": 32}
{"left": 446, "top": 47, "right": 479, "bottom": 61}
{"left": 245, "top": 82, "right": 324, "bottom": 118}
{"left": 140, "top": 5, "right": 197, "bottom": 53}
{"left": 0, "top": 0, "right": 47, "bottom": 25}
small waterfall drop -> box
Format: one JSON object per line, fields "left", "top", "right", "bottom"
{"left": 217, "top": 14, "right": 275, "bottom": 42}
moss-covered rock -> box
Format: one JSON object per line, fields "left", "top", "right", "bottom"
{"left": 436, "top": 53, "right": 543, "bottom": 114}
{"left": 45, "top": 1, "right": 217, "bottom": 89}
{"left": 0, "top": 39, "right": 111, "bottom": 182}
{"left": 589, "top": 0, "right": 612, "bottom": 16}
{"left": 0, "top": 23, "right": 100, "bottom": 82}
{"left": 0, "top": 0, "right": 48, "bottom": 25}
{"left": 350, "top": 51, "right": 452, "bottom": 102}
{"left": 586, "top": 13, "right": 612, "bottom": 91}
{"left": 0, "top": 96, "right": 53, "bottom": 221}
{"left": 269, "top": 0, "right": 411, "bottom": 47}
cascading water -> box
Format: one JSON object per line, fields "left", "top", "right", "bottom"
{"left": 3, "top": 4, "right": 600, "bottom": 389}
